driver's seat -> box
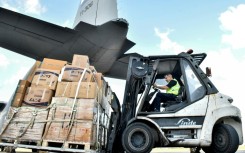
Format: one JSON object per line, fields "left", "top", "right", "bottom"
{"left": 162, "top": 86, "right": 185, "bottom": 107}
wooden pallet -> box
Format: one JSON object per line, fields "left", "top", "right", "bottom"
{"left": 0, "top": 138, "right": 42, "bottom": 146}
{"left": 42, "top": 139, "right": 94, "bottom": 150}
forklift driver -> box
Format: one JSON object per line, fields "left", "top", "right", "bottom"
{"left": 152, "top": 73, "right": 180, "bottom": 112}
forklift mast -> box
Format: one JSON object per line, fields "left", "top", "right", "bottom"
{"left": 107, "top": 56, "right": 159, "bottom": 152}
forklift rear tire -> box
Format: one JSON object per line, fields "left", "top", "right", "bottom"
{"left": 122, "top": 122, "right": 154, "bottom": 153}
{"left": 202, "top": 124, "right": 239, "bottom": 153}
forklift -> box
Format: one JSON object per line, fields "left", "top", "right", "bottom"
{"left": 107, "top": 50, "right": 243, "bottom": 153}
{"left": 0, "top": 51, "right": 242, "bottom": 153}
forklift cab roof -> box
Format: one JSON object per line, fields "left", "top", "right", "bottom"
{"left": 148, "top": 52, "right": 207, "bottom": 65}
{"left": 147, "top": 52, "right": 207, "bottom": 79}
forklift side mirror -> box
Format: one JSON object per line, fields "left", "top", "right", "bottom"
{"left": 206, "top": 67, "right": 212, "bottom": 77}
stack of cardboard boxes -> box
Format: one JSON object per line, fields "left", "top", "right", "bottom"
{"left": 23, "top": 58, "right": 67, "bottom": 107}
{"left": 55, "top": 55, "right": 96, "bottom": 99}
{"left": 0, "top": 58, "right": 67, "bottom": 141}
{"left": 0, "top": 54, "right": 112, "bottom": 148}
{"left": 42, "top": 55, "right": 101, "bottom": 145}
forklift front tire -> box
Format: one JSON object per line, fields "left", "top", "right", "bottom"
{"left": 122, "top": 122, "right": 154, "bottom": 153}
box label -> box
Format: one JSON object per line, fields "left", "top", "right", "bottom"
{"left": 61, "top": 66, "right": 92, "bottom": 82}
{"left": 31, "top": 69, "right": 59, "bottom": 90}
{"left": 23, "top": 87, "right": 53, "bottom": 107}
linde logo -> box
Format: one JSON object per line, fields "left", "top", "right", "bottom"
{"left": 176, "top": 118, "right": 196, "bottom": 126}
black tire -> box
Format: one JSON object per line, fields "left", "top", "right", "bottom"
{"left": 151, "top": 127, "right": 159, "bottom": 146}
{"left": 202, "top": 147, "right": 212, "bottom": 153}
{"left": 202, "top": 124, "right": 239, "bottom": 153}
{"left": 32, "top": 149, "right": 38, "bottom": 152}
{"left": 122, "top": 122, "right": 155, "bottom": 153}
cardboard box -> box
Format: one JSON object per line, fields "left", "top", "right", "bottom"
{"left": 61, "top": 65, "right": 93, "bottom": 82}
{"left": 55, "top": 82, "right": 98, "bottom": 99}
{"left": 72, "top": 54, "right": 89, "bottom": 68}
{"left": 70, "top": 82, "right": 98, "bottom": 99}
{"left": 44, "top": 121, "right": 95, "bottom": 143}
{"left": 11, "top": 93, "right": 25, "bottom": 107}
{"left": 50, "top": 97, "right": 98, "bottom": 120}
{"left": 23, "top": 87, "right": 53, "bottom": 107}
{"left": 40, "top": 58, "right": 67, "bottom": 71}
{"left": 1, "top": 122, "right": 46, "bottom": 141}
{"left": 31, "top": 69, "right": 59, "bottom": 90}
{"left": 26, "top": 61, "right": 41, "bottom": 82}
{"left": 55, "top": 82, "right": 72, "bottom": 97}
{"left": 6, "top": 107, "right": 49, "bottom": 122}
{"left": 51, "top": 97, "right": 97, "bottom": 107}
{"left": 89, "top": 66, "right": 97, "bottom": 73}
{"left": 50, "top": 106, "right": 96, "bottom": 120}
{"left": 94, "top": 73, "right": 103, "bottom": 89}
{"left": 1, "top": 107, "right": 48, "bottom": 141}
{"left": 16, "top": 80, "right": 31, "bottom": 94}
{"left": 11, "top": 80, "right": 31, "bottom": 107}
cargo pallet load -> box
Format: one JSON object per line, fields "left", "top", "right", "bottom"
{"left": 0, "top": 55, "right": 113, "bottom": 153}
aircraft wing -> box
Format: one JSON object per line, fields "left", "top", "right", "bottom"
{"left": 0, "top": 7, "right": 78, "bottom": 60}
{"left": 0, "top": 7, "right": 135, "bottom": 80}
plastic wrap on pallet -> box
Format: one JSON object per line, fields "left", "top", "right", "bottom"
{"left": 0, "top": 107, "right": 48, "bottom": 141}
{"left": 50, "top": 97, "right": 99, "bottom": 120}
{"left": 43, "top": 120, "right": 96, "bottom": 144}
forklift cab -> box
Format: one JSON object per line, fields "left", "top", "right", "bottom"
{"left": 138, "top": 53, "right": 212, "bottom": 113}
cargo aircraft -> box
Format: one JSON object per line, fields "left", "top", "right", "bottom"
{"left": 0, "top": 0, "right": 137, "bottom": 79}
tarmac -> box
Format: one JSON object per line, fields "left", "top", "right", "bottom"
{"left": 0, "top": 145, "right": 244, "bottom": 152}
{"left": 151, "top": 145, "right": 245, "bottom": 153}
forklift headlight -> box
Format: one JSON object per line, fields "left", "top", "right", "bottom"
{"left": 228, "top": 98, "right": 233, "bottom": 103}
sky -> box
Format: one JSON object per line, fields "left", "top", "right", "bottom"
{"left": 0, "top": 0, "right": 245, "bottom": 140}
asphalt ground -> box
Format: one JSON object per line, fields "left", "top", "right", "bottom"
{"left": 0, "top": 146, "right": 244, "bottom": 152}
{"left": 151, "top": 146, "right": 245, "bottom": 153}
{"left": 1, "top": 151, "right": 244, "bottom": 153}
{"left": 151, "top": 150, "right": 245, "bottom": 153}
{"left": 152, "top": 151, "right": 245, "bottom": 153}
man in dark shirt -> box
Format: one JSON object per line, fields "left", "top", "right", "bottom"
{"left": 151, "top": 73, "right": 180, "bottom": 112}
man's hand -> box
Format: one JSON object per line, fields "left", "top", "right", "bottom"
{"left": 153, "top": 83, "right": 157, "bottom": 88}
